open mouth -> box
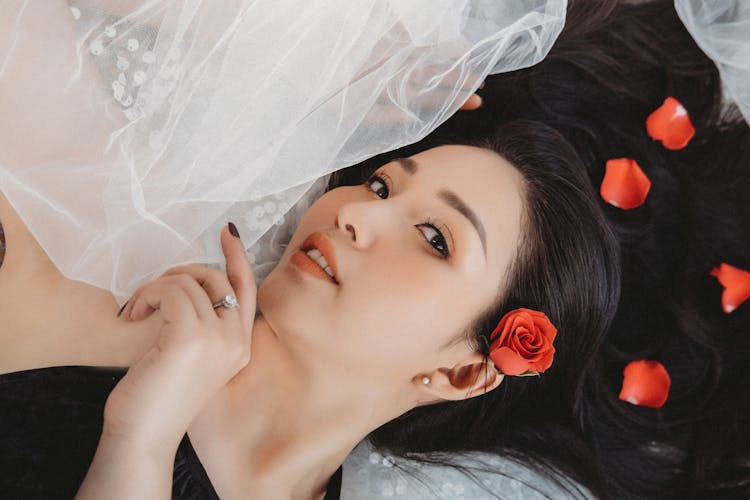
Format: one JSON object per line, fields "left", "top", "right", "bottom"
{"left": 293, "top": 232, "right": 340, "bottom": 285}
{"left": 301, "top": 247, "right": 338, "bottom": 283}
{"left": 291, "top": 250, "right": 339, "bottom": 285}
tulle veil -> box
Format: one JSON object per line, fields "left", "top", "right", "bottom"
{"left": 0, "top": 0, "right": 747, "bottom": 303}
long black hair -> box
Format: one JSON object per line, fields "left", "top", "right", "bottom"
{"left": 328, "top": 1, "right": 750, "bottom": 498}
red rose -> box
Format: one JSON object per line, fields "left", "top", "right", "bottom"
{"left": 710, "top": 262, "right": 750, "bottom": 314}
{"left": 619, "top": 360, "right": 671, "bottom": 408}
{"left": 600, "top": 158, "right": 651, "bottom": 210}
{"left": 488, "top": 308, "right": 557, "bottom": 376}
{"left": 645, "top": 96, "right": 695, "bottom": 150}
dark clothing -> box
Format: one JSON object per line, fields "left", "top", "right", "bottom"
{"left": 0, "top": 366, "right": 341, "bottom": 499}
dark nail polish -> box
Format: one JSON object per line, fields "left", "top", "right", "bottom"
{"left": 228, "top": 222, "right": 241, "bottom": 239}
{"left": 116, "top": 301, "right": 129, "bottom": 318}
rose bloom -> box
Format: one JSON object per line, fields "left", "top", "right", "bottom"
{"left": 488, "top": 308, "right": 557, "bottom": 376}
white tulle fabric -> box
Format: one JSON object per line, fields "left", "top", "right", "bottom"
{"left": 675, "top": 0, "right": 750, "bottom": 123}
{"left": 340, "top": 439, "right": 593, "bottom": 499}
{"left": 0, "top": 0, "right": 566, "bottom": 300}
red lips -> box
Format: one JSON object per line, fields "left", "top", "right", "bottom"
{"left": 299, "top": 232, "right": 339, "bottom": 283}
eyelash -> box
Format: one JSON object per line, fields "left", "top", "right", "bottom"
{"left": 364, "top": 173, "right": 452, "bottom": 258}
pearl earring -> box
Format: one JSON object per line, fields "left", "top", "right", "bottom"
{"left": 421, "top": 376, "right": 431, "bottom": 386}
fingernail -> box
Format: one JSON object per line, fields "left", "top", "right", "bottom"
{"left": 228, "top": 222, "right": 241, "bottom": 239}
{"left": 116, "top": 301, "right": 129, "bottom": 318}
{"left": 472, "top": 94, "right": 483, "bottom": 108}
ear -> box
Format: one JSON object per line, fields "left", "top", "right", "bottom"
{"left": 413, "top": 353, "right": 504, "bottom": 402}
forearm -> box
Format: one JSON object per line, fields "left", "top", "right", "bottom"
{"left": 76, "top": 432, "right": 176, "bottom": 500}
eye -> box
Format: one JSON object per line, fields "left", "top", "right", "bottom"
{"left": 364, "top": 172, "right": 452, "bottom": 259}
{"left": 419, "top": 221, "right": 451, "bottom": 258}
{"left": 365, "top": 174, "right": 390, "bottom": 199}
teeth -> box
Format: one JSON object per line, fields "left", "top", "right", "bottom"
{"left": 306, "top": 249, "right": 327, "bottom": 268}
{"left": 305, "top": 248, "right": 337, "bottom": 281}
{"left": 307, "top": 248, "right": 323, "bottom": 260}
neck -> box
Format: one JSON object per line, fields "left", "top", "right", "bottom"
{"left": 189, "top": 314, "right": 411, "bottom": 500}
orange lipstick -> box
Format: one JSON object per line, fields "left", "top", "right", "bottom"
{"left": 292, "top": 232, "right": 339, "bottom": 285}
{"left": 291, "top": 250, "right": 338, "bottom": 285}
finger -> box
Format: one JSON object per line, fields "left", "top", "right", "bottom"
{"left": 364, "top": 88, "right": 480, "bottom": 127}
{"left": 119, "top": 283, "right": 149, "bottom": 321}
{"left": 221, "top": 222, "right": 256, "bottom": 329}
{"left": 162, "top": 264, "right": 211, "bottom": 280}
{"left": 413, "top": 89, "right": 477, "bottom": 110}
{"left": 130, "top": 275, "right": 214, "bottom": 322}
{"left": 174, "top": 273, "right": 222, "bottom": 321}
{"left": 133, "top": 282, "right": 198, "bottom": 325}
{"left": 126, "top": 296, "right": 156, "bottom": 322}
{"left": 408, "top": 64, "right": 482, "bottom": 91}
{"left": 459, "top": 93, "right": 483, "bottom": 111}
{"left": 118, "top": 268, "right": 199, "bottom": 321}
{"left": 162, "top": 265, "right": 237, "bottom": 317}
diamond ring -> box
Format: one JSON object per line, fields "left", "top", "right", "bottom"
{"left": 212, "top": 294, "right": 239, "bottom": 310}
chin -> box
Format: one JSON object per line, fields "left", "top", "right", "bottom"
{"left": 257, "top": 267, "right": 309, "bottom": 339}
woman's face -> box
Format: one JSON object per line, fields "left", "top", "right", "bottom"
{"left": 258, "top": 145, "right": 525, "bottom": 389}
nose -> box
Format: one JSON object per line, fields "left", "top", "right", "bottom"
{"left": 335, "top": 200, "right": 386, "bottom": 249}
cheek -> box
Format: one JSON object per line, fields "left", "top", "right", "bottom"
{"left": 330, "top": 260, "right": 473, "bottom": 359}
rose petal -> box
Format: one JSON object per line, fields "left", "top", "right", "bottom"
{"left": 489, "top": 312, "right": 514, "bottom": 347}
{"left": 509, "top": 313, "right": 532, "bottom": 333}
{"left": 710, "top": 263, "right": 750, "bottom": 314}
{"left": 489, "top": 346, "right": 529, "bottom": 376}
{"left": 646, "top": 96, "right": 695, "bottom": 150}
{"left": 528, "top": 345, "right": 555, "bottom": 373}
{"left": 600, "top": 158, "right": 651, "bottom": 210}
{"left": 619, "top": 360, "right": 671, "bottom": 408}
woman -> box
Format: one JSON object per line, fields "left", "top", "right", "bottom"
{"left": 2, "top": 1, "right": 750, "bottom": 499}
{"left": 2, "top": 117, "right": 613, "bottom": 499}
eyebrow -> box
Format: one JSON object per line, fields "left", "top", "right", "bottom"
{"left": 393, "top": 157, "right": 418, "bottom": 175}
{"left": 392, "top": 157, "right": 487, "bottom": 259}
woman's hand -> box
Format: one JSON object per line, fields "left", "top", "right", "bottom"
{"left": 77, "top": 224, "right": 254, "bottom": 499}
{"left": 103, "top": 223, "right": 256, "bottom": 452}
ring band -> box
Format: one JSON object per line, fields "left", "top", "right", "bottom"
{"left": 213, "top": 294, "right": 239, "bottom": 310}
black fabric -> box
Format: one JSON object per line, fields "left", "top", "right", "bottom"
{"left": 0, "top": 366, "right": 341, "bottom": 499}
{"left": 323, "top": 464, "right": 342, "bottom": 500}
